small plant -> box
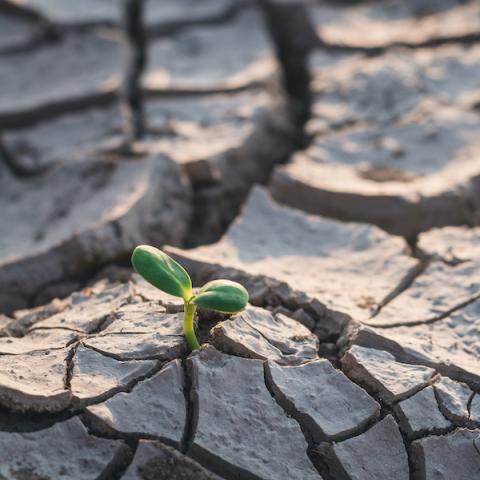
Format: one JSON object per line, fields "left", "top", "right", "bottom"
{"left": 131, "top": 245, "right": 249, "bottom": 351}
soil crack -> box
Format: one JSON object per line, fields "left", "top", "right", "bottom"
{"left": 179, "top": 356, "right": 197, "bottom": 455}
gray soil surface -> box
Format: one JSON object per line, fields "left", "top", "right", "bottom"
{"left": 1, "top": 0, "right": 480, "bottom": 478}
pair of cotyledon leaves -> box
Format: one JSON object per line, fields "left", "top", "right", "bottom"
{"left": 131, "top": 245, "right": 249, "bottom": 313}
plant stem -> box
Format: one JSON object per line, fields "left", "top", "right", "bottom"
{"left": 183, "top": 300, "right": 200, "bottom": 351}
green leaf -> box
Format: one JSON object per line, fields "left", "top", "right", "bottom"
{"left": 131, "top": 245, "right": 192, "bottom": 300}
{"left": 192, "top": 279, "right": 249, "bottom": 313}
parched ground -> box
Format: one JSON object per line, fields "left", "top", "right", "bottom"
{"left": 0, "top": 0, "right": 479, "bottom": 479}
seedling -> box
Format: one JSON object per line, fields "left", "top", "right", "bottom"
{"left": 131, "top": 245, "right": 249, "bottom": 351}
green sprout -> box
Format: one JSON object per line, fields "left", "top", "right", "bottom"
{"left": 131, "top": 245, "right": 249, "bottom": 351}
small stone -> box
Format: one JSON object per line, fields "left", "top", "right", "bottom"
{"left": 394, "top": 386, "right": 451, "bottom": 439}
{"left": 322, "top": 415, "right": 409, "bottom": 480}
{"left": 123, "top": 440, "right": 222, "bottom": 480}
{"left": 70, "top": 345, "right": 156, "bottom": 407}
{"left": 434, "top": 376, "right": 473, "bottom": 427}
{"left": 342, "top": 345, "right": 436, "bottom": 404}
{"left": 0, "top": 417, "right": 128, "bottom": 480}
{"left": 266, "top": 359, "right": 380, "bottom": 441}
{"left": 188, "top": 346, "right": 321, "bottom": 479}
{"left": 314, "top": 309, "right": 350, "bottom": 340}
{"left": 411, "top": 429, "right": 480, "bottom": 480}
{"left": 307, "top": 298, "right": 327, "bottom": 318}
{"left": 210, "top": 306, "right": 318, "bottom": 365}
{"left": 86, "top": 360, "right": 185, "bottom": 446}
{"left": 292, "top": 308, "right": 316, "bottom": 330}
{"left": 318, "top": 342, "right": 337, "bottom": 359}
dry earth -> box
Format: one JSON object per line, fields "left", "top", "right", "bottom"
{"left": 0, "top": 0, "right": 479, "bottom": 479}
